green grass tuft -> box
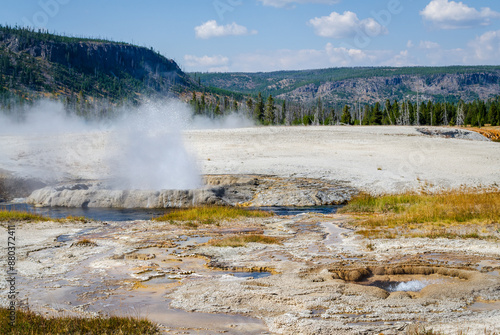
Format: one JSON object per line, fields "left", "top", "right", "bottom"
{"left": 0, "top": 307, "right": 159, "bottom": 334}
{"left": 0, "top": 210, "right": 51, "bottom": 222}
{"left": 208, "top": 234, "right": 281, "bottom": 247}
{"left": 340, "top": 190, "right": 500, "bottom": 240}
{"left": 64, "top": 215, "right": 90, "bottom": 223}
{"left": 340, "top": 190, "right": 500, "bottom": 227}
{"left": 153, "top": 206, "right": 273, "bottom": 225}
{"left": 0, "top": 210, "right": 93, "bottom": 224}
{"left": 73, "top": 238, "right": 98, "bottom": 247}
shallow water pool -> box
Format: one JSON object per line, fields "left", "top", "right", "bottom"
{"left": 0, "top": 203, "right": 343, "bottom": 221}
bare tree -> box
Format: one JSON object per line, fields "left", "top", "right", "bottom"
{"left": 456, "top": 103, "right": 465, "bottom": 126}
{"left": 443, "top": 102, "right": 448, "bottom": 126}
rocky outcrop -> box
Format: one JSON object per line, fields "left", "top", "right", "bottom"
{"left": 416, "top": 127, "right": 490, "bottom": 141}
{"left": 26, "top": 175, "right": 358, "bottom": 208}
{"left": 279, "top": 72, "right": 500, "bottom": 105}
{"left": 27, "top": 182, "right": 226, "bottom": 208}
{"left": 232, "top": 175, "right": 356, "bottom": 207}
{"left": 0, "top": 26, "right": 192, "bottom": 100}
{"left": 198, "top": 67, "right": 500, "bottom": 106}
{"left": 23, "top": 40, "right": 186, "bottom": 86}
{"left": 0, "top": 169, "right": 46, "bottom": 203}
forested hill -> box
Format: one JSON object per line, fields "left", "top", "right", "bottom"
{"left": 0, "top": 25, "right": 192, "bottom": 104}
{"left": 191, "top": 66, "right": 500, "bottom": 107}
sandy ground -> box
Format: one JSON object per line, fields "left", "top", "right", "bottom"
{"left": 1, "top": 214, "right": 499, "bottom": 334}
{"left": 0, "top": 130, "right": 115, "bottom": 182}
{"left": 1, "top": 125, "right": 500, "bottom": 334}
{"left": 1, "top": 126, "right": 499, "bottom": 195}
{"left": 183, "top": 126, "right": 500, "bottom": 194}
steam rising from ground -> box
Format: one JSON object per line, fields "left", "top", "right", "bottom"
{"left": 388, "top": 280, "right": 432, "bottom": 292}
{"left": 0, "top": 99, "right": 254, "bottom": 190}
{"left": 0, "top": 100, "right": 99, "bottom": 135}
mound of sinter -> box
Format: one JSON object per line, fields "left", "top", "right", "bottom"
{"left": 27, "top": 175, "right": 356, "bottom": 208}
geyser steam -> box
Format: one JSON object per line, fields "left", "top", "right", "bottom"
{"left": 112, "top": 100, "right": 201, "bottom": 190}
{"left": 0, "top": 99, "right": 254, "bottom": 190}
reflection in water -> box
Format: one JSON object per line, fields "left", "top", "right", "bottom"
{"left": 252, "top": 205, "right": 342, "bottom": 216}
{"left": 0, "top": 203, "right": 343, "bottom": 221}
{"left": 0, "top": 203, "right": 169, "bottom": 221}
{"left": 18, "top": 231, "right": 271, "bottom": 334}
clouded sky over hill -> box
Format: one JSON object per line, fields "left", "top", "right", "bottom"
{"left": 2, "top": 0, "right": 500, "bottom": 72}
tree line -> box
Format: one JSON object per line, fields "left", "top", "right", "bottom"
{"left": 189, "top": 91, "right": 500, "bottom": 127}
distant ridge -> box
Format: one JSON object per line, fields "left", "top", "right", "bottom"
{"left": 0, "top": 25, "right": 192, "bottom": 103}
{"left": 191, "top": 66, "right": 500, "bottom": 107}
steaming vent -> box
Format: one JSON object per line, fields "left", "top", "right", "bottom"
{"left": 369, "top": 279, "right": 441, "bottom": 292}
{"left": 0, "top": 99, "right": 253, "bottom": 191}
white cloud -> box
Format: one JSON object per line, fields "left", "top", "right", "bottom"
{"left": 403, "top": 31, "right": 500, "bottom": 66}
{"left": 184, "top": 55, "right": 230, "bottom": 72}
{"left": 325, "top": 43, "right": 373, "bottom": 65}
{"left": 233, "top": 49, "right": 327, "bottom": 72}
{"left": 420, "top": 0, "right": 500, "bottom": 29}
{"left": 403, "top": 31, "right": 500, "bottom": 65}
{"left": 309, "top": 11, "right": 388, "bottom": 39}
{"left": 194, "top": 20, "right": 257, "bottom": 39}
{"left": 257, "top": 0, "right": 339, "bottom": 8}
{"left": 184, "top": 29, "right": 500, "bottom": 72}
{"left": 425, "top": 47, "right": 466, "bottom": 65}
{"left": 222, "top": 44, "right": 395, "bottom": 72}
{"left": 419, "top": 40, "right": 440, "bottom": 49}
{"left": 467, "top": 30, "right": 500, "bottom": 63}
{"left": 383, "top": 50, "right": 418, "bottom": 67}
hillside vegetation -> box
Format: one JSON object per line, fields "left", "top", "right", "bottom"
{"left": 0, "top": 25, "right": 192, "bottom": 110}
{"left": 188, "top": 66, "right": 500, "bottom": 127}
{"left": 1, "top": 25, "right": 499, "bottom": 128}
{"left": 191, "top": 66, "right": 500, "bottom": 107}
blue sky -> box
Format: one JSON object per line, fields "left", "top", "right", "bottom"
{"left": 2, "top": 0, "right": 500, "bottom": 72}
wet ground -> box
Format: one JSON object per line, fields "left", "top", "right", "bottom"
{"left": 0, "top": 203, "right": 342, "bottom": 220}
{"left": 1, "top": 212, "right": 500, "bottom": 334}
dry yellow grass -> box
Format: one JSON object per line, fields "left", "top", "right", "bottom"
{"left": 340, "top": 190, "right": 500, "bottom": 239}
{"left": 64, "top": 215, "right": 90, "bottom": 223}
{"left": 468, "top": 126, "right": 500, "bottom": 142}
{"left": 153, "top": 206, "right": 273, "bottom": 225}
{"left": 73, "top": 238, "right": 97, "bottom": 247}
{"left": 208, "top": 234, "right": 282, "bottom": 247}
{"left": 0, "top": 307, "right": 158, "bottom": 334}
{"left": 0, "top": 210, "right": 51, "bottom": 222}
{"left": 0, "top": 210, "right": 90, "bottom": 224}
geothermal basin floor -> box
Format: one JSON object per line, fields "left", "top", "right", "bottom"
{"left": 183, "top": 126, "right": 500, "bottom": 194}
{"left": 1, "top": 213, "right": 499, "bottom": 334}
{"left": 1, "top": 126, "right": 500, "bottom": 194}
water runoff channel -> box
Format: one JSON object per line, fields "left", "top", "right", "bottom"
{"left": 3, "top": 202, "right": 490, "bottom": 331}
{"left": 1, "top": 202, "right": 343, "bottom": 334}
{"left": 0, "top": 203, "right": 342, "bottom": 221}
